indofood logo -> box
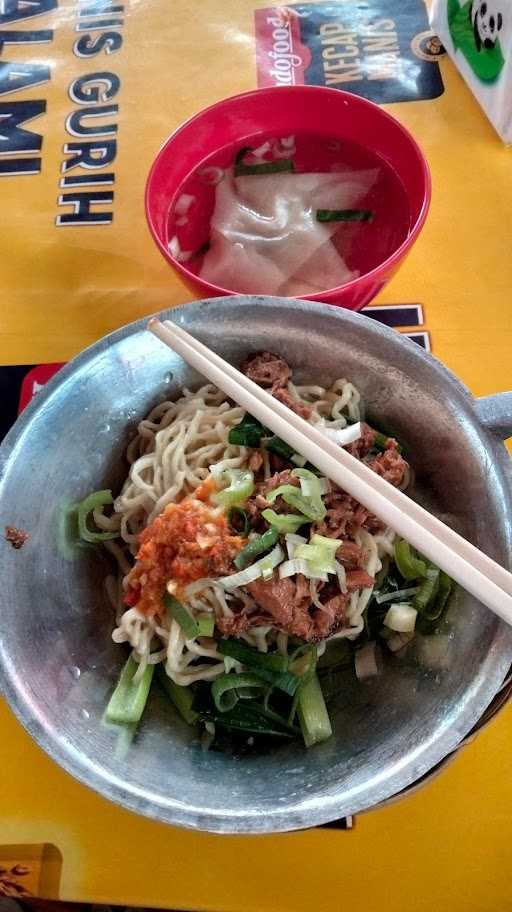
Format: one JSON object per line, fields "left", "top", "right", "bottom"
{"left": 256, "top": 8, "right": 311, "bottom": 87}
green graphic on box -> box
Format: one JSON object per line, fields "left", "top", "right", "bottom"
{"left": 448, "top": 0, "right": 504, "bottom": 83}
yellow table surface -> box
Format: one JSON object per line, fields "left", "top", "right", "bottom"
{"left": 1, "top": 0, "right": 512, "bottom": 909}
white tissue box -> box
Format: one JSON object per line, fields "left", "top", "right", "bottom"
{"left": 430, "top": 0, "right": 511, "bottom": 142}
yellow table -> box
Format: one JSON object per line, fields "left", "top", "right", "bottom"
{"left": 1, "top": 1, "right": 512, "bottom": 909}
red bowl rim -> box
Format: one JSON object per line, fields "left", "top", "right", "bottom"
{"left": 144, "top": 85, "right": 432, "bottom": 303}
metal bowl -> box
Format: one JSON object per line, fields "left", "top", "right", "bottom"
{"left": 1, "top": 296, "right": 511, "bottom": 834}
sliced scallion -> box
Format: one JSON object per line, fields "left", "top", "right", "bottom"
{"left": 316, "top": 208, "right": 374, "bottom": 223}
{"left": 414, "top": 568, "right": 440, "bottom": 614}
{"left": 227, "top": 506, "right": 250, "bottom": 536}
{"left": 220, "top": 542, "right": 283, "bottom": 588}
{"left": 261, "top": 508, "right": 307, "bottom": 534}
{"left": 297, "top": 673, "right": 332, "bottom": 747}
{"left": 164, "top": 592, "right": 200, "bottom": 639}
{"left": 435, "top": 571, "right": 453, "bottom": 616}
{"left": 214, "top": 468, "right": 254, "bottom": 507}
{"left": 265, "top": 435, "right": 295, "bottom": 460}
{"left": 228, "top": 412, "right": 265, "bottom": 447}
{"left": 157, "top": 665, "right": 198, "bottom": 725}
{"left": 197, "top": 615, "right": 215, "bottom": 637}
{"left": 267, "top": 485, "right": 325, "bottom": 522}
{"left": 394, "top": 539, "right": 428, "bottom": 581}
{"left": 201, "top": 701, "right": 297, "bottom": 737}
{"left": 105, "top": 656, "right": 154, "bottom": 725}
{"left": 417, "top": 570, "right": 453, "bottom": 631}
{"left": 77, "top": 489, "right": 118, "bottom": 543}
{"left": 234, "top": 527, "right": 279, "bottom": 570}
{"left": 266, "top": 468, "right": 327, "bottom": 521}
{"left": 384, "top": 602, "right": 417, "bottom": 633}
{"left": 218, "top": 638, "right": 287, "bottom": 671}
{"left": 211, "top": 672, "right": 267, "bottom": 712}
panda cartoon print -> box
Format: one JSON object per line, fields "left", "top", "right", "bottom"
{"left": 470, "top": 1, "right": 503, "bottom": 51}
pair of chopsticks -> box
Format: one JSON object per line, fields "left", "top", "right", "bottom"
{"left": 148, "top": 317, "right": 512, "bottom": 626}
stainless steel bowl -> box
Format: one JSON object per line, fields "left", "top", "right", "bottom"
{"left": 1, "top": 296, "right": 511, "bottom": 834}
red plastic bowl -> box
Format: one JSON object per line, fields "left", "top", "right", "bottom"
{"left": 145, "top": 86, "right": 431, "bottom": 311}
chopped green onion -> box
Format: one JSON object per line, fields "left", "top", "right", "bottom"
{"left": 294, "top": 543, "right": 331, "bottom": 564}
{"left": 211, "top": 673, "right": 267, "bottom": 712}
{"left": 374, "top": 431, "right": 403, "bottom": 455}
{"left": 218, "top": 638, "right": 288, "bottom": 674}
{"left": 200, "top": 700, "right": 297, "bottom": 737}
{"left": 261, "top": 508, "right": 307, "bottom": 534}
{"left": 77, "top": 489, "right": 118, "bottom": 543}
{"left": 310, "top": 534, "right": 342, "bottom": 553}
{"left": 435, "top": 571, "right": 453, "bottom": 616}
{"left": 220, "top": 543, "right": 283, "bottom": 589}
{"left": 57, "top": 500, "right": 90, "bottom": 560}
{"left": 394, "top": 539, "right": 428, "bottom": 581}
{"left": 294, "top": 535, "right": 341, "bottom": 576}
{"left": 284, "top": 532, "right": 308, "bottom": 559}
{"left": 101, "top": 714, "right": 138, "bottom": 760}
{"left": 279, "top": 557, "right": 327, "bottom": 581}
{"left": 267, "top": 484, "right": 326, "bottom": 522}
{"left": 215, "top": 468, "right": 254, "bottom": 507}
{"left": 417, "top": 570, "right": 453, "bottom": 631}
{"left": 227, "top": 413, "right": 298, "bottom": 462}
{"left": 414, "top": 568, "right": 440, "bottom": 614}
{"left": 297, "top": 673, "right": 332, "bottom": 747}
{"left": 227, "top": 506, "right": 250, "bottom": 537}
{"left": 266, "top": 483, "right": 300, "bottom": 504}
{"left": 164, "top": 592, "right": 200, "bottom": 639}
{"left": 228, "top": 412, "right": 265, "bottom": 447}
{"left": 265, "top": 436, "right": 295, "bottom": 460}
{"left": 192, "top": 676, "right": 299, "bottom": 735}
{"left": 157, "top": 666, "right": 198, "bottom": 725}
{"left": 292, "top": 468, "right": 327, "bottom": 520}
{"left": 234, "top": 527, "right": 279, "bottom": 570}
{"left": 197, "top": 615, "right": 215, "bottom": 636}
{"left": 384, "top": 602, "right": 417, "bottom": 633}
{"left": 258, "top": 548, "right": 280, "bottom": 580}
{"left": 235, "top": 159, "right": 294, "bottom": 176}
{"left": 263, "top": 670, "right": 301, "bottom": 696}
{"left": 293, "top": 468, "right": 323, "bottom": 498}
{"left": 105, "top": 656, "right": 154, "bottom": 725}
{"left": 316, "top": 208, "right": 374, "bottom": 222}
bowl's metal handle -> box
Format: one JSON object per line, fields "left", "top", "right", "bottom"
{"left": 475, "top": 392, "right": 512, "bottom": 440}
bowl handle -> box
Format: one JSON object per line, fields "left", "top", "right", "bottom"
{"left": 475, "top": 393, "right": 512, "bottom": 440}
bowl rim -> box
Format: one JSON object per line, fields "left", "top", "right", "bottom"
{"left": 1, "top": 296, "right": 510, "bottom": 835}
{"left": 144, "top": 85, "right": 432, "bottom": 302}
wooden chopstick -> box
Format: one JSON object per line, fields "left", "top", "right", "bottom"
{"left": 153, "top": 316, "right": 512, "bottom": 596}
{"left": 148, "top": 317, "right": 512, "bottom": 626}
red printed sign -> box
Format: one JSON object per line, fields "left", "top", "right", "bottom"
{"left": 255, "top": 6, "right": 312, "bottom": 87}
{"left": 255, "top": 3, "right": 444, "bottom": 102}
{"left": 18, "top": 363, "right": 63, "bottom": 414}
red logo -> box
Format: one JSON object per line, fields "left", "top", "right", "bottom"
{"left": 255, "top": 6, "right": 312, "bottom": 87}
{"left": 18, "top": 363, "right": 64, "bottom": 414}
